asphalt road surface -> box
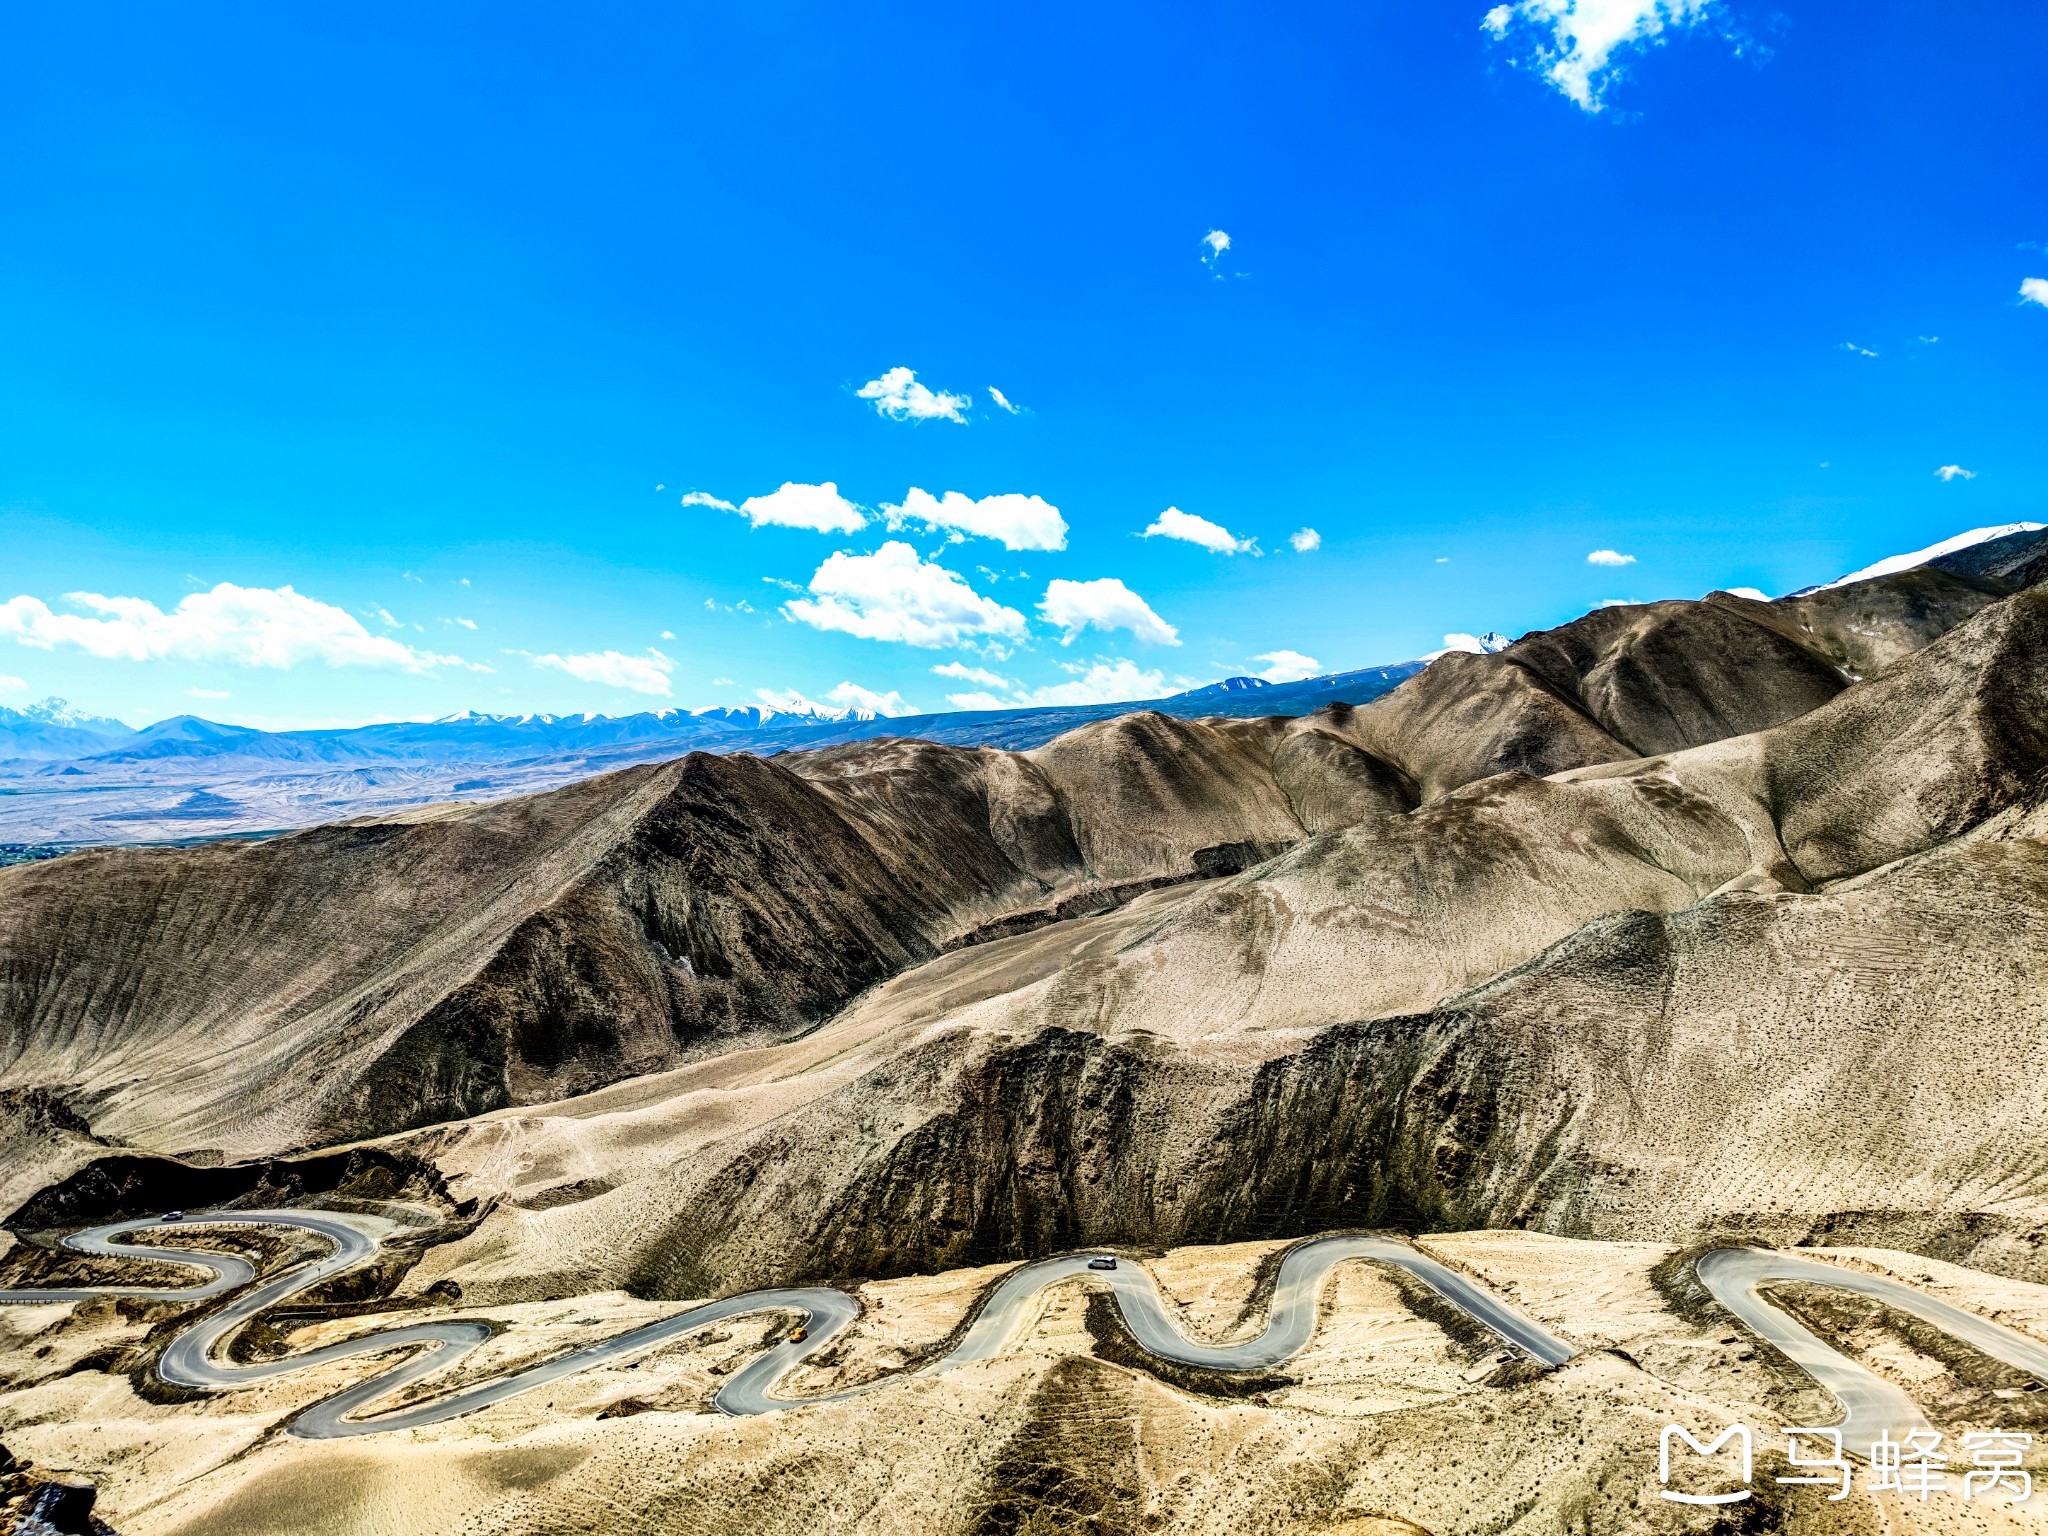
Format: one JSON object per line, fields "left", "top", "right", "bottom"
{"left": 1697, "top": 1246, "right": 2048, "bottom": 1454}
{"left": 0, "top": 1212, "right": 1573, "bottom": 1436}
{"left": 22, "top": 1213, "right": 2045, "bottom": 1443}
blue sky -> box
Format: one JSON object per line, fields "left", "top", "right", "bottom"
{"left": 1, "top": 1, "right": 2044, "bottom": 728}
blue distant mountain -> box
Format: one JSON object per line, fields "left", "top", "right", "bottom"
{"left": 0, "top": 663, "right": 1428, "bottom": 770}
{"left": 0, "top": 697, "right": 136, "bottom": 758}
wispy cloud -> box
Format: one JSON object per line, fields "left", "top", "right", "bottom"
{"left": 0, "top": 583, "right": 490, "bottom": 673}
{"left": 1934, "top": 464, "right": 1977, "bottom": 482}
{"left": 1843, "top": 342, "right": 1879, "bottom": 358}
{"left": 1253, "top": 650, "right": 1322, "bottom": 683}
{"left": 680, "top": 490, "right": 738, "bottom": 512}
{"left": 1018, "top": 659, "right": 1169, "bottom": 707}
{"left": 0, "top": 674, "right": 24, "bottom": 695}
{"left": 531, "top": 647, "right": 674, "bottom": 696}
{"left": 987, "top": 386, "right": 1022, "bottom": 415}
{"left": 858, "top": 367, "right": 971, "bottom": 425}
{"left": 784, "top": 542, "right": 1028, "bottom": 649}
{"left": 932, "top": 661, "right": 1010, "bottom": 689}
{"left": 1482, "top": 0, "right": 1726, "bottom": 113}
{"left": 1142, "top": 507, "right": 1258, "bottom": 555}
{"left": 1038, "top": 577, "right": 1179, "bottom": 646}
{"left": 1586, "top": 549, "right": 1636, "bottom": 567}
{"left": 1200, "top": 228, "right": 1232, "bottom": 277}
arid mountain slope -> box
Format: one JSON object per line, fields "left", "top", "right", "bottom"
{"left": 0, "top": 557, "right": 2038, "bottom": 1242}
{"left": 341, "top": 583, "right": 2048, "bottom": 1305}
{"left": 0, "top": 714, "right": 1334, "bottom": 1158}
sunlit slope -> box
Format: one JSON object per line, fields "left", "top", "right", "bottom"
{"left": 0, "top": 559, "right": 2031, "bottom": 1226}
{"left": 389, "top": 583, "right": 2048, "bottom": 1301}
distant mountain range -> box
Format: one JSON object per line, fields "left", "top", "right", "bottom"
{"left": 3, "top": 522, "right": 2041, "bottom": 850}
{"left": 0, "top": 663, "right": 1426, "bottom": 770}
{"left": 0, "top": 662, "right": 1428, "bottom": 847}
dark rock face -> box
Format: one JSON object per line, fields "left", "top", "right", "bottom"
{"left": 22, "top": 1479, "right": 103, "bottom": 1536}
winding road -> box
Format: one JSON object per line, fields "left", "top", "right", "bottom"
{"left": 0, "top": 1212, "right": 1571, "bottom": 1437}
{"left": 4, "top": 1213, "right": 2044, "bottom": 1445}
{"left": 1697, "top": 1247, "right": 2048, "bottom": 1453}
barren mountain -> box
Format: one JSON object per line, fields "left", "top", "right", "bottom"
{"left": 8, "top": 535, "right": 2048, "bottom": 1536}
{"left": 5, "top": 542, "right": 2045, "bottom": 1292}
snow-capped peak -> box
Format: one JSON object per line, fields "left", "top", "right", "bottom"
{"left": 1423, "top": 631, "right": 1512, "bottom": 660}
{"left": 3, "top": 696, "right": 132, "bottom": 733}
{"left": 1812, "top": 523, "right": 2046, "bottom": 593}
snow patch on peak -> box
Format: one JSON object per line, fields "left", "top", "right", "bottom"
{"left": 1810, "top": 523, "right": 2046, "bottom": 594}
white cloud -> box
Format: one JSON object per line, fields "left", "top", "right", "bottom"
{"left": 1038, "top": 578, "right": 1180, "bottom": 646}
{"left": 681, "top": 490, "right": 738, "bottom": 512}
{"left": 449, "top": 616, "right": 479, "bottom": 630}
{"left": 1253, "top": 650, "right": 1323, "bottom": 684}
{"left": 659, "top": 629, "right": 675, "bottom": 640}
{"left": 532, "top": 648, "right": 674, "bottom": 696}
{"left": 0, "top": 674, "right": 25, "bottom": 695}
{"left": 784, "top": 542, "right": 1028, "bottom": 649}
{"left": 1586, "top": 549, "right": 1636, "bottom": 567}
{"left": 755, "top": 681, "right": 914, "bottom": 718}
{"left": 932, "top": 661, "right": 1010, "bottom": 688}
{"left": 1934, "top": 464, "right": 1977, "bottom": 482}
{"left": 2020, "top": 277, "right": 2048, "bottom": 309}
{"left": 1288, "top": 527, "right": 1321, "bottom": 553}
{"left": 1201, "top": 229, "right": 1231, "bottom": 275}
{"left": 825, "top": 681, "right": 912, "bottom": 717}
{"left": 374, "top": 608, "right": 402, "bottom": 629}
{"left": 1724, "top": 587, "right": 1770, "bottom": 602}
{"left": 946, "top": 690, "right": 1012, "bottom": 711}
{"left": 186, "top": 686, "right": 231, "bottom": 699}
{"left": 734, "top": 482, "right": 867, "bottom": 534}
{"left": 1018, "top": 660, "right": 1171, "bottom": 707}
{"left": 1142, "top": 506, "right": 1258, "bottom": 555}
{"left": 988, "top": 386, "right": 1021, "bottom": 415}
{"left": 1436, "top": 632, "right": 1506, "bottom": 655}
{"left": 1844, "top": 342, "right": 1878, "bottom": 358}
{"left": 857, "top": 367, "right": 971, "bottom": 425}
{"left": 0, "top": 583, "right": 487, "bottom": 673}
{"left": 885, "top": 488, "right": 1069, "bottom": 552}
{"left": 1482, "top": 0, "right": 1721, "bottom": 113}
